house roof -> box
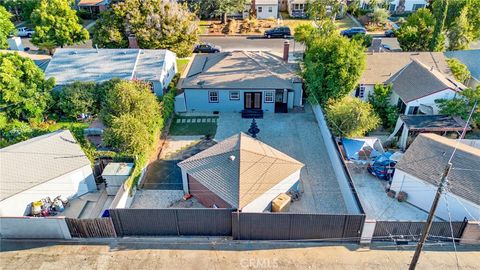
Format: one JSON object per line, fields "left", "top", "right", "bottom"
{"left": 400, "top": 115, "right": 470, "bottom": 132}
{"left": 0, "top": 130, "right": 91, "bottom": 201}
{"left": 45, "top": 49, "right": 173, "bottom": 85}
{"left": 386, "top": 59, "right": 465, "bottom": 103}
{"left": 78, "top": 0, "right": 108, "bottom": 6}
{"left": 178, "top": 133, "right": 304, "bottom": 209}
{"left": 396, "top": 133, "right": 480, "bottom": 206}
{"left": 360, "top": 52, "right": 453, "bottom": 85}
{"left": 444, "top": 50, "right": 480, "bottom": 80}
{"left": 180, "top": 51, "right": 301, "bottom": 90}
{"left": 255, "top": 0, "right": 278, "bottom": 5}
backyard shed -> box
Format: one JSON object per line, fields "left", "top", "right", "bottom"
{"left": 178, "top": 133, "right": 304, "bottom": 212}
{"left": 0, "top": 130, "right": 96, "bottom": 217}
{"left": 102, "top": 163, "right": 134, "bottom": 195}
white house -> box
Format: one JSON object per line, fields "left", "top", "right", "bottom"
{"left": 287, "top": 0, "right": 308, "bottom": 17}
{"left": 0, "top": 130, "right": 97, "bottom": 217}
{"left": 355, "top": 52, "right": 465, "bottom": 115}
{"left": 176, "top": 50, "right": 303, "bottom": 114}
{"left": 45, "top": 48, "right": 177, "bottom": 96}
{"left": 359, "top": 0, "right": 427, "bottom": 12}
{"left": 255, "top": 0, "right": 279, "bottom": 19}
{"left": 390, "top": 133, "right": 480, "bottom": 221}
{"left": 178, "top": 133, "right": 304, "bottom": 212}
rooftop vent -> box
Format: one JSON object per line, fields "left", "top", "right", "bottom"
{"left": 229, "top": 155, "right": 236, "bottom": 161}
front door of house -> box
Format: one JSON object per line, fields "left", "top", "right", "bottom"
{"left": 244, "top": 92, "right": 262, "bottom": 110}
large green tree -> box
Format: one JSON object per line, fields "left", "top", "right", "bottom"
{"left": 368, "top": 84, "right": 399, "bottom": 130}
{"left": 396, "top": 8, "right": 436, "bottom": 51}
{"left": 30, "top": 0, "right": 89, "bottom": 50}
{"left": 325, "top": 96, "right": 380, "bottom": 137}
{"left": 0, "top": 5, "right": 15, "bottom": 49}
{"left": 55, "top": 81, "right": 97, "bottom": 119}
{"left": 1, "top": 0, "right": 40, "bottom": 22}
{"left": 435, "top": 86, "right": 480, "bottom": 128}
{"left": 0, "top": 53, "right": 55, "bottom": 121}
{"left": 307, "top": 0, "right": 342, "bottom": 21}
{"left": 303, "top": 34, "right": 366, "bottom": 105}
{"left": 446, "top": 5, "right": 474, "bottom": 50}
{"left": 93, "top": 0, "right": 198, "bottom": 57}
{"left": 430, "top": 0, "right": 448, "bottom": 51}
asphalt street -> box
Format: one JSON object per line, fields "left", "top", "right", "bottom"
{"left": 199, "top": 36, "right": 305, "bottom": 55}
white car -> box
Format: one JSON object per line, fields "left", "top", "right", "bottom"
{"left": 17, "top": 27, "right": 35, "bottom": 38}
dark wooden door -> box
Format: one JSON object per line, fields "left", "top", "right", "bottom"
{"left": 244, "top": 92, "right": 262, "bottom": 110}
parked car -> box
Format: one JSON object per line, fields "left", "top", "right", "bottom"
{"left": 367, "top": 153, "right": 397, "bottom": 181}
{"left": 17, "top": 27, "right": 35, "bottom": 38}
{"left": 193, "top": 43, "right": 221, "bottom": 53}
{"left": 340, "top": 27, "right": 366, "bottom": 38}
{"left": 384, "top": 29, "right": 395, "bottom": 37}
{"left": 264, "top": 26, "right": 291, "bottom": 39}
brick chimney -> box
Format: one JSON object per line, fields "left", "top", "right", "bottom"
{"left": 128, "top": 35, "right": 139, "bottom": 49}
{"left": 283, "top": 40, "right": 290, "bottom": 62}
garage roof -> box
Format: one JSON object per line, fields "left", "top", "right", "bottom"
{"left": 0, "top": 130, "right": 91, "bottom": 201}
{"left": 178, "top": 133, "right": 304, "bottom": 209}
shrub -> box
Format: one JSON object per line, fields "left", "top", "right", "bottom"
{"left": 446, "top": 58, "right": 471, "bottom": 83}
{"left": 55, "top": 81, "right": 98, "bottom": 119}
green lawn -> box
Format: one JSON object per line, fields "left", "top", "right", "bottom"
{"left": 176, "top": 58, "right": 190, "bottom": 75}
{"left": 335, "top": 16, "right": 359, "bottom": 31}
{"left": 169, "top": 116, "right": 218, "bottom": 137}
{"left": 282, "top": 19, "right": 313, "bottom": 34}
{"left": 198, "top": 20, "right": 210, "bottom": 35}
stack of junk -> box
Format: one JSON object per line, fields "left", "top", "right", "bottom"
{"left": 272, "top": 193, "right": 291, "bottom": 212}
{"left": 102, "top": 163, "right": 134, "bottom": 195}
{"left": 30, "top": 196, "right": 69, "bottom": 217}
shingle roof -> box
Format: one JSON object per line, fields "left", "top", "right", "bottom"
{"left": 400, "top": 115, "right": 470, "bottom": 132}
{"left": 178, "top": 133, "right": 304, "bottom": 209}
{"left": 181, "top": 51, "right": 300, "bottom": 90}
{"left": 78, "top": 0, "right": 107, "bottom": 6}
{"left": 0, "top": 130, "right": 91, "bottom": 201}
{"left": 444, "top": 50, "right": 480, "bottom": 80}
{"left": 396, "top": 133, "right": 480, "bottom": 206}
{"left": 45, "top": 48, "right": 172, "bottom": 85}
{"left": 360, "top": 52, "right": 453, "bottom": 85}
{"left": 386, "top": 60, "right": 464, "bottom": 103}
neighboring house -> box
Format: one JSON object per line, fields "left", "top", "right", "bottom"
{"left": 387, "top": 115, "right": 471, "bottom": 150}
{"left": 178, "top": 133, "right": 304, "bottom": 212}
{"left": 358, "top": 0, "right": 427, "bottom": 12}
{"left": 254, "top": 0, "right": 279, "bottom": 19}
{"left": 176, "top": 50, "right": 303, "bottom": 113}
{"left": 45, "top": 48, "right": 177, "bottom": 96}
{"left": 0, "top": 50, "right": 51, "bottom": 71}
{"left": 356, "top": 52, "right": 465, "bottom": 115}
{"left": 390, "top": 133, "right": 480, "bottom": 221}
{"left": 444, "top": 50, "right": 480, "bottom": 88}
{"left": 287, "top": 0, "right": 308, "bottom": 17}
{"left": 77, "top": 0, "right": 109, "bottom": 15}
{"left": 0, "top": 130, "right": 96, "bottom": 217}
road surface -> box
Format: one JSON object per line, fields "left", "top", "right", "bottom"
{"left": 200, "top": 36, "right": 305, "bottom": 55}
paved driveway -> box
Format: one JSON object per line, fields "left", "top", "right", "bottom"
{"left": 215, "top": 106, "right": 347, "bottom": 214}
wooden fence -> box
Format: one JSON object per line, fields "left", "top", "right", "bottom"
{"left": 65, "top": 217, "right": 116, "bottom": 238}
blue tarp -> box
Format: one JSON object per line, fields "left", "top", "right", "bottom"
{"left": 341, "top": 138, "right": 383, "bottom": 161}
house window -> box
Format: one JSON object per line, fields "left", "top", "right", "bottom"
{"left": 412, "top": 4, "right": 425, "bottom": 11}
{"left": 258, "top": 6, "right": 263, "bottom": 13}
{"left": 229, "top": 91, "right": 240, "bottom": 100}
{"left": 265, "top": 91, "right": 274, "bottom": 103}
{"left": 407, "top": 106, "right": 419, "bottom": 115}
{"left": 209, "top": 91, "right": 219, "bottom": 103}
{"left": 268, "top": 6, "right": 273, "bottom": 12}
{"left": 356, "top": 85, "right": 366, "bottom": 99}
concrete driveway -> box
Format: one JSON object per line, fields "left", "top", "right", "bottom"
{"left": 215, "top": 106, "right": 347, "bottom": 214}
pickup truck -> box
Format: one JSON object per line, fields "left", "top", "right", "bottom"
{"left": 17, "top": 27, "right": 35, "bottom": 38}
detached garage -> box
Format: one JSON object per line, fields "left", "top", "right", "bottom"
{"left": 0, "top": 130, "right": 96, "bottom": 217}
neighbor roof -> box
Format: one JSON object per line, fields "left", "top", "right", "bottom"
{"left": 45, "top": 48, "right": 172, "bottom": 85}
{"left": 0, "top": 130, "right": 91, "bottom": 201}
{"left": 444, "top": 50, "right": 480, "bottom": 80}
{"left": 178, "top": 133, "right": 304, "bottom": 209}
{"left": 255, "top": 0, "right": 278, "bottom": 4}
{"left": 78, "top": 0, "right": 108, "bottom": 6}
{"left": 181, "top": 51, "right": 300, "bottom": 90}
{"left": 386, "top": 60, "right": 464, "bottom": 103}
{"left": 400, "top": 115, "right": 470, "bottom": 132}
{"left": 396, "top": 133, "right": 480, "bottom": 206}
{"left": 360, "top": 52, "right": 453, "bottom": 85}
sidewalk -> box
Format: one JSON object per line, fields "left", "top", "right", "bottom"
{"left": 1, "top": 238, "right": 479, "bottom": 269}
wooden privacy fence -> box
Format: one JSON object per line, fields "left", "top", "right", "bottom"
{"left": 65, "top": 218, "right": 117, "bottom": 238}
{"left": 373, "top": 221, "right": 468, "bottom": 242}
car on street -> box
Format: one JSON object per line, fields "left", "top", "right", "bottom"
{"left": 340, "top": 27, "right": 366, "bottom": 38}
{"left": 384, "top": 29, "right": 395, "bottom": 37}
{"left": 17, "top": 27, "right": 35, "bottom": 38}
{"left": 264, "top": 26, "right": 291, "bottom": 39}
{"left": 193, "top": 43, "right": 221, "bottom": 53}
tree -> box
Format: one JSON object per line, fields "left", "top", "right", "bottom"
{"left": 303, "top": 35, "right": 366, "bottom": 105}
{"left": 214, "top": 0, "right": 250, "bottom": 23}
{"left": 93, "top": 0, "right": 199, "bottom": 57}
{"left": 30, "top": 0, "right": 89, "bottom": 50}
{"left": 372, "top": 7, "right": 389, "bottom": 25}
{"left": 0, "top": 53, "right": 55, "bottom": 122}
{"left": 104, "top": 113, "right": 152, "bottom": 156}
{"left": 55, "top": 81, "right": 97, "bottom": 119}
{"left": 435, "top": 86, "right": 480, "bottom": 128}
{"left": 325, "top": 96, "right": 380, "bottom": 137}
{"left": 396, "top": 8, "right": 435, "bottom": 51}
{"left": 446, "top": 58, "right": 471, "bottom": 83}
{"left": 368, "top": 84, "right": 399, "bottom": 129}
{"left": 429, "top": 0, "right": 448, "bottom": 51}
{"left": 444, "top": 0, "right": 480, "bottom": 44}
{"left": 1, "top": 0, "right": 40, "bottom": 22}
{"left": 0, "top": 5, "right": 15, "bottom": 49}
{"left": 307, "top": 0, "right": 342, "bottom": 22}
{"left": 294, "top": 23, "right": 318, "bottom": 45}
{"left": 447, "top": 7, "right": 474, "bottom": 50}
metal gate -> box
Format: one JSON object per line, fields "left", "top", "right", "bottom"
{"left": 232, "top": 212, "right": 365, "bottom": 241}
{"left": 373, "top": 221, "right": 467, "bottom": 242}
{"left": 65, "top": 218, "right": 117, "bottom": 238}
{"left": 109, "top": 208, "right": 233, "bottom": 237}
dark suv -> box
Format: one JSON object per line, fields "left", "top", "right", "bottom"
{"left": 193, "top": 43, "right": 221, "bottom": 53}
{"left": 264, "top": 26, "right": 291, "bottom": 39}
{"left": 340, "top": 27, "right": 367, "bottom": 38}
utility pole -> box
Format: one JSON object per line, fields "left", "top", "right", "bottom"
{"left": 408, "top": 163, "right": 452, "bottom": 270}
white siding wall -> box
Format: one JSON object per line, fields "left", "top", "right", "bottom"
{"left": 0, "top": 165, "right": 96, "bottom": 217}
{"left": 155, "top": 50, "right": 178, "bottom": 96}
{"left": 390, "top": 170, "right": 480, "bottom": 221}
{"left": 360, "top": 0, "right": 427, "bottom": 11}
{"left": 242, "top": 170, "right": 301, "bottom": 212}
{"left": 352, "top": 84, "right": 375, "bottom": 101}
{"left": 256, "top": 4, "right": 278, "bottom": 19}
{"left": 405, "top": 89, "right": 458, "bottom": 114}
